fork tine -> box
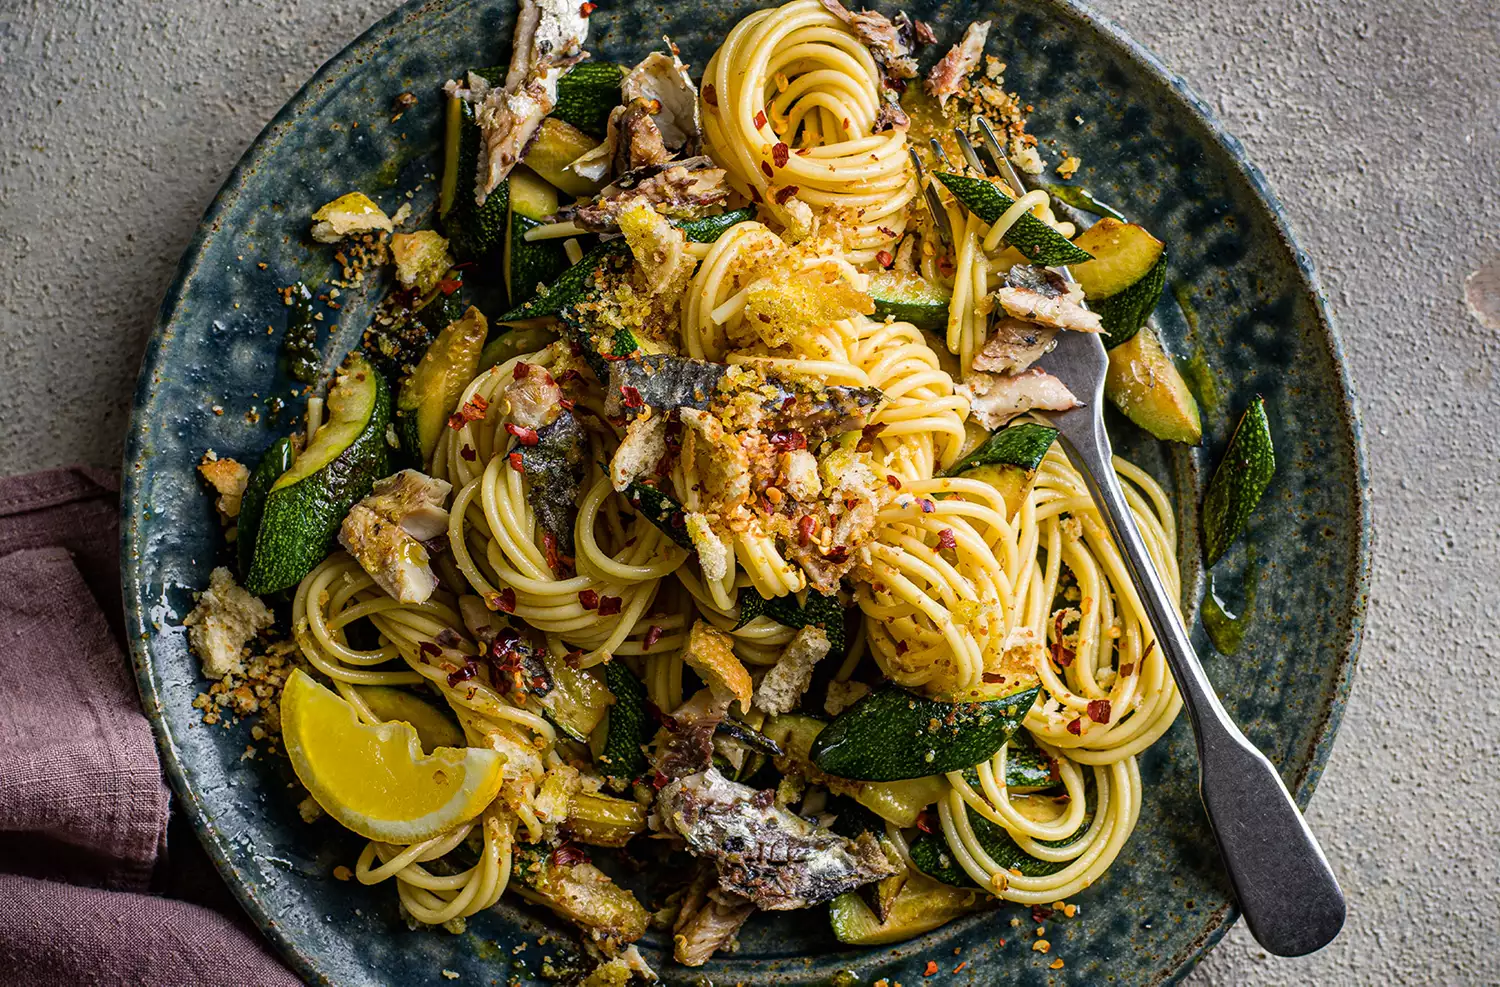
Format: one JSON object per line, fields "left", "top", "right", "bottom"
{"left": 927, "top": 137, "right": 955, "bottom": 173}
{"left": 908, "top": 147, "right": 954, "bottom": 246}
{"left": 975, "top": 116, "right": 1020, "bottom": 192}
{"left": 953, "top": 129, "right": 987, "bottom": 176}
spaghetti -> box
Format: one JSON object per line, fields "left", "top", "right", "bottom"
{"left": 202, "top": 0, "right": 1191, "bottom": 971}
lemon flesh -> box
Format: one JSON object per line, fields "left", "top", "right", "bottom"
{"left": 281, "top": 669, "right": 503, "bottom": 844}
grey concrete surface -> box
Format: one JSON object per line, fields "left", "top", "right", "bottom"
{"left": 1, "top": 0, "right": 1497, "bottom": 983}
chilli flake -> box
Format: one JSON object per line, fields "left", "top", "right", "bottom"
{"left": 447, "top": 394, "right": 488, "bottom": 429}
{"left": 505, "top": 423, "right": 540, "bottom": 446}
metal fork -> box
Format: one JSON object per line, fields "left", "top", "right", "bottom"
{"left": 924, "top": 118, "right": 1345, "bottom": 957}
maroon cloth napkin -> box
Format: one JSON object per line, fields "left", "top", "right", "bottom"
{"left": 0, "top": 468, "right": 299, "bottom": 987}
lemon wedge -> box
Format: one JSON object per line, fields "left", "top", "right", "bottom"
{"left": 281, "top": 669, "right": 503, "bottom": 844}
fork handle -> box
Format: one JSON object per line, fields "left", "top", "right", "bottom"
{"left": 1052, "top": 410, "right": 1346, "bottom": 957}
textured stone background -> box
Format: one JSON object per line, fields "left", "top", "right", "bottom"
{"left": 1, "top": 0, "right": 1497, "bottom": 984}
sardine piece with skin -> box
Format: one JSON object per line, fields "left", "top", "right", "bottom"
{"left": 997, "top": 264, "right": 1102, "bottom": 333}
{"left": 656, "top": 767, "right": 899, "bottom": 910}
{"left": 959, "top": 366, "right": 1081, "bottom": 430}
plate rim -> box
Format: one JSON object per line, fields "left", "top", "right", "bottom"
{"left": 120, "top": 0, "right": 1372, "bottom": 983}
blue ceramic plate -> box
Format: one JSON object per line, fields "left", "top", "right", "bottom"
{"left": 123, "top": 1, "right": 1369, "bottom": 984}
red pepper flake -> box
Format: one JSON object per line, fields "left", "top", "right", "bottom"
{"left": 556, "top": 368, "right": 580, "bottom": 384}
{"left": 913, "top": 19, "right": 937, "bottom": 43}
{"left": 878, "top": 225, "right": 897, "bottom": 238}
{"left": 598, "top": 595, "right": 623, "bottom": 616}
{"left": 760, "top": 160, "right": 775, "bottom": 179}
{"left": 1066, "top": 717, "right": 1083, "bottom": 735}
{"left": 915, "top": 810, "right": 935, "bottom": 835}
{"left": 563, "top": 649, "right": 584, "bottom": 669}
{"left": 552, "top": 840, "right": 590, "bottom": 867}
{"left": 857, "top": 421, "right": 886, "bottom": 452}
{"left": 875, "top": 249, "right": 894, "bottom": 268}
{"left": 543, "top": 531, "right": 561, "bottom": 573}
{"left": 953, "top": 961, "right": 968, "bottom": 974}
{"left": 459, "top": 444, "right": 477, "bottom": 461}
{"left": 559, "top": 397, "right": 576, "bottom": 411}
{"left": 919, "top": 498, "right": 936, "bottom": 513}
{"left": 771, "top": 142, "right": 789, "bottom": 167}
{"left": 447, "top": 393, "right": 489, "bottom": 429}
{"left": 923, "top": 961, "right": 939, "bottom": 978}
{"left": 886, "top": 474, "right": 901, "bottom": 490}
{"left": 1087, "top": 698, "right": 1113, "bottom": 724}
{"left": 981, "top": 671, "right": 1006, "bottom": 683}
{"left": 1052, "top": 612, "right": 1075, "bottom": 668}
{"left": 490, "top": 588, "right": 516, "bottom": 613}
{"left": 797, "top": 515, "right": 816, "bottom": 547}
{"left": 773, "top": 184, "right": 800, "bottom": 205}
{"left": 619, "top": 385, "right": 643, "bottom": 409}
{"left": 419, "top": 640, "right": 442, "bottom": 658}
{"left": 644, "top": 625, "right": 665, "bottom": 649}
{"left": 447, "top": 662, "right": 477, "bottom": 687}
{"left": 1032, "top": 905, "right": 1054, "bottom": 923}
{"left": 436, "top": 278, "right": 462, "bottom": 295}
{"left": 895, "top": 639, "right": 909, "bottom": 655}
{"left": 507, "top": 451, "right": 525, "bottom": 473}
{"left": 651, "top": 770, "right": 671, "bottom": 790}
{"left": 703, "top": 83, "right": 718, "bottom": 107}
{"left": 826, "top": 545, "right": 849, "bottom": 563}
{"left": 769, "top": 429, "right": 807, "bottom": 452}
{"left": 937, "top": 528, "right": 956, "bottom": 550}
{"left": 1119, "top": 662, "right": 1136, "bottom": 677}
{"left": 505, "top": 423, "right": 539, "bottom": 446}
{"left": 513, "top": 361, "right": 530, "bottom": 380}
{"left": 578, "top": 589, "right": 599, "bottom": 610}
{"left": 753, "top": 109, "right": 767, "bottom": 129}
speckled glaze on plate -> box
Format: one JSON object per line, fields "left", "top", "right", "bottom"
{"left": 121, "top": 1, "right": 1370, "bottom": 984}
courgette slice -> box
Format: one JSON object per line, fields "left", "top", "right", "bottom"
{"left": 935, "top": 173, "right": 1093, "bottom": 267}
{"left": 1103, "top": 322, "right": 1203, "bottom": 444}
{"left": 551, "top": 62, "right": 626, "bottom": 138}
{"left": 990, "top": 733, "right": 1060, "bottom": 793}
{"left": 511, "top": 842, "right": 649, "bottom": 943}
{"left": 565, "top": 790, "right": 648, "bottom": 847}
{"left": 235, "top": 436, "right": 297, "bottom": 579}
{"left": 497, "top": 238, "right": 631, "bottom": 323}
{"left": 509, "top": 165, "right": 561, "bottom": 221}
{"left": 356, "top": 685, "right": 465, "bottom": 752}
{"left": 442, "top": 95, "right": 511, "bottom": 259}
{"left": 624, "top": 482, "right": 693, "bottom": 549}
{"left": 810, "top": 684, "right": 1040, "bottom": 782}
{"left": 1069, "top": 219, "right": 1165, "bottom": 300}
{"left": 244, "top": 354, "right": 391, "bottom": 595}
{"left": 599, "top": 660, "right": 652, "bottom": 791}
{"left": 477, "top": 326, "right": 559, "bottom": 373}
{"left": 1095, "top": 251, "right": 1167, "bottom": 348}
{"left": 523, "top": 118, "right": 604, "bottom": 197}
{"left": 1202, "top": 395, "right": 1274, "bottom": 565}
{"left": 394, "top": 305, "right": 488, "bottom": 466}
{"left": 867, "top": 271, "right": 951, "bottom": 331}
{"left": 734, "top": 587, "right": 848, "bottom": 659}
{"left": 941, "top": 420, "right": 1057, "bottom": 519}
{"left": 676, "top": 206, "right": 758, "bottom": 243}
{"left": 828, "top": 872, "right": 988, "bottom": 946}
{"left": 534, "top": 655, "right": 613, "bottom": 743}
{"left": 765, "top": 713, "right": 950, "bottom": 828}
{"left": 506, "top": 214, "right": 570, "bottom": 310}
